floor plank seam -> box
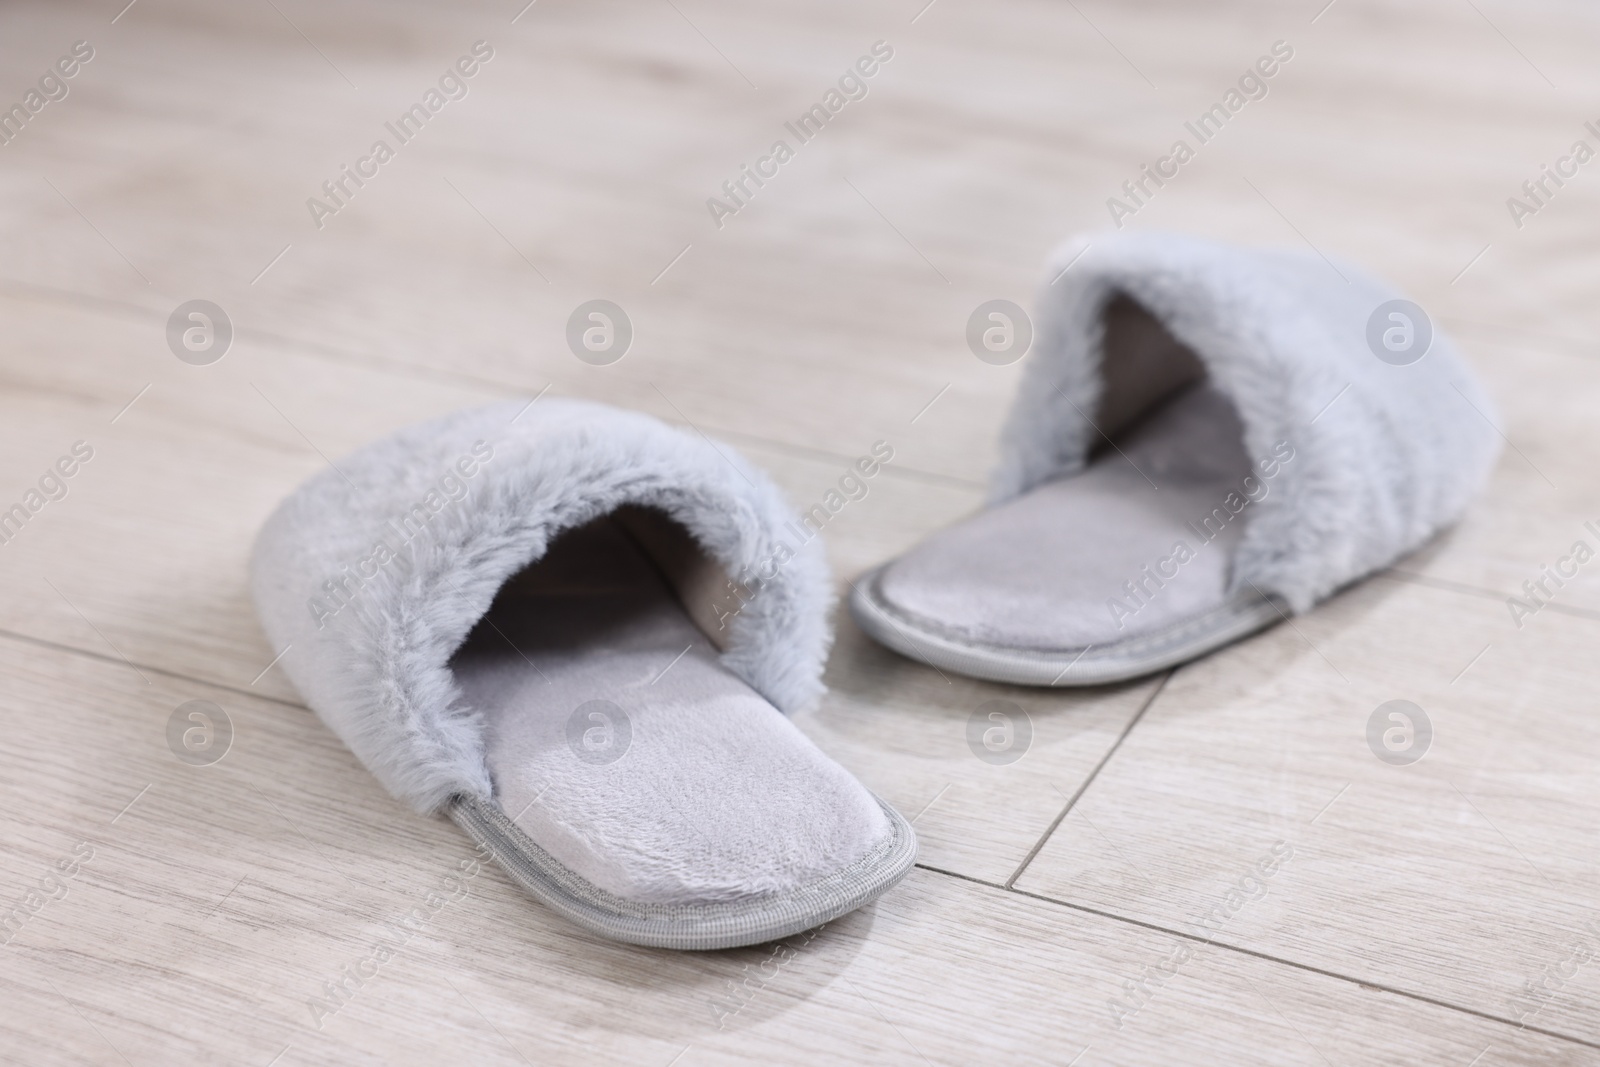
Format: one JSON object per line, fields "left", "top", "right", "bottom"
{"left": 704, "top": 426, "right": 986, "bottom": 491}
{"left": 0, "top": 626, "right": 309, "bottom": 713}
{"left": 1022, "top": 886, "right": 1600, "bottom": 1051}
{"left": 0, "top": 275, "right": 987, "bottom": 493}
{"left": 1382, "top": 568, "right": 1600, "bottom": 625}
{"left": 914, "top": 860, "right": 1600, "bottom": 1051}
{"left": 1002, "top": 670, "right": 1173, "bottom": 890}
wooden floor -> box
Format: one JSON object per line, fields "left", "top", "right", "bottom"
{"left": 3, "top": 0, "right": 1599, "bottom": 1062}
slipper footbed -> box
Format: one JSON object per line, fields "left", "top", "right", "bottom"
{"left": 450, "top": 515, "right": 889, "bottom": 907}
{"left": 876, "top": 382, "right": 1256, "bottom": 651}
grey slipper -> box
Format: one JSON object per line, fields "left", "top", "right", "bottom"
{"left": 251, "top": 399, "right": 915, "bottom": 949}
{"left": 853, "top": 232, "right": 1500, "bottom": 686}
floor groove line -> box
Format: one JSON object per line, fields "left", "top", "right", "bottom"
{"left": 914, "top": 862, "right": 1600, "bottom": 1053}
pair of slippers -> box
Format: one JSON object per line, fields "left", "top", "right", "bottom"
{"left": 250, "top": 233, "right": 1498, "bottom": 950}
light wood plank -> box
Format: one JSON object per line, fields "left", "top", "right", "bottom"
{"left": 6, "top": 0, "right": 1594, "bottom": 631}
{"left": 802, "top": 613, "right": 1160, "bottom": 886}
{"left": 0, "top": 637, "right": 1591, "bottom": 1066}
{"left": 3, "top": 0, "right": 1599, "bottom": 486}
{"left": 1394, "top": 324, "right": 1600, "bottom": 618}
{"left": 1017, "top": 575, "right": 1600, "bottom": 1045}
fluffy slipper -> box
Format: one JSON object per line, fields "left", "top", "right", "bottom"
{"left": 251, "top": 399, "right": 916, "bottom": 949}
{"left": 852, "top": 231, "right": 1500, "bottom": 685}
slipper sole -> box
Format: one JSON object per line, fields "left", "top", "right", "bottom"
{"left": 850, "top": 567, "right": 1284, "bottom": 686}
{"left": 449, "top": 791, "right": 918, "bottom": 950}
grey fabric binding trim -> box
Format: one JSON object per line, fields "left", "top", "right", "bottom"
{"left": 448, "top": 792, "right": 918, "bottom": 950}
{"left": 850, "top": 567, "right": 1284, "bottom": 687}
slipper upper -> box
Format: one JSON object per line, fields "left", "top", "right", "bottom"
{"left": 249, "top": 399, "right": 833, "bottom": 814}
{"left": 993, "top": 231, "right": 1501, "bottom": 614}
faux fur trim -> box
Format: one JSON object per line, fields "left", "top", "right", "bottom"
{"left": 993, "top": 231, "right": 1501, "bottom": 613}
{"left": 250, "top": 399, "right": 834, "bottom": 814}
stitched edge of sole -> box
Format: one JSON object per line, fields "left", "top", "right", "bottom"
{"left": 448, "top": 791, "right": 918, "bottom": 951}
{"left": 849, "top": 567, "right": 1284, "bottom": 686}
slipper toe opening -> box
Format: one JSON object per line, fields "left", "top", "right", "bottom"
{"left": 876, "top": 295, "right": 1258, "bottom": 656}
{"left": 451, "top": 508, "right": 899, "bottom": 915}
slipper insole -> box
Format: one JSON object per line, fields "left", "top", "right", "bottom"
{"left": 877, "top": 381, "right": 1255, "bottom": 650}
{"left": 450, "top": 515, "right": 887, "bottom": 906}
